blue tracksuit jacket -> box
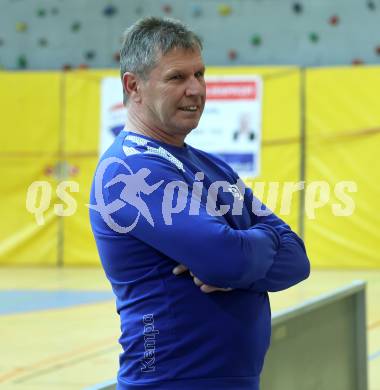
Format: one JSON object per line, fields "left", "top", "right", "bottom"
{"left": 89, "top": 130, "right": 310, "bottom": 390}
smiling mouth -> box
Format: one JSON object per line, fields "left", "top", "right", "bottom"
{"left": 178, "top": 105, "right": 198, "bottom": 112}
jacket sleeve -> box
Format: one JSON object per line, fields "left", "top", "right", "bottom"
{"left": 101, "top": 154, "right": 281, "bottom": 289}
{"left": 244, "top": 186, "right": 311, "bottom": 293}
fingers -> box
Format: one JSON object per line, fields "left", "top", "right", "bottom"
{"left": 200, "top": 284, "right": 217, "bottom": 293}
{"left": 192, "top": 276, "right": 204, "bottom": 287}
{"left": 172, "top": 265, "right": 233, "bottom": 294}
{"left": 172, "top": 264, "right": 188, "bottom": 275}
{"left": 189, "top": 272, "right": 233, "bottom": 293}
{"left": 200, "top": 285, "right": 234, "bottom": 293}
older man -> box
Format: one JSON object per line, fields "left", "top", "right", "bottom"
{"left": 89, "top": 17, "right": 310, "bottom": 390}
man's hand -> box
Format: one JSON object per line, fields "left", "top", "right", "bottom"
{"left": 172, "top": 264, "right": 233, "bottom": 293}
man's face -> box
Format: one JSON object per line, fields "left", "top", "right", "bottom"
{"left": 138, "top": 47, "right": 206, "bottom": 138}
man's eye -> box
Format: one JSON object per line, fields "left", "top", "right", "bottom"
{"left": 195, "top": 72, "right": 204, "bottom": 78}
{"left": 171, "top": 75, "right": 182, "bottom": 80}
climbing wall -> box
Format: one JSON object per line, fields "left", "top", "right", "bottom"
{"left": 1, "top": 0, "right": 380, "bottom": 70}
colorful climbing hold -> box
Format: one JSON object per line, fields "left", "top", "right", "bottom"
{"left": 228, "top": 50, "right": 237, "bottom": 60}
{"left": 113, "top": 51, "right": 121, "bottom": 62}
{"left": 162, "top": 4, "right": 172, "bottom": 14}
{"left": 38, "top": 38, "right": 48, "bottom": 47}
{"left": 329, "top": 15, "right": 339, "bottom": 26}
{"left": 367, "top": 1, "right": 376, "bottom": 10}
{"left": 85, "top": 50, "right": 96, "bottom": 60}
{"left": 62, "top": 64, "right": 72, "bottom": 71}
{"left": 36, "top": 8, "right": 46, "bottom": 17}
{"left": 103, "top": 5, "right": 117, "bottom": 17}
{"left": 250, "top": 34, "right": 262, "bottom": 46}
{"left": 71, "top": 21, "right": 81, "bottom": 32}
{"left": 352, "top": 58, "right": 364, "bottom": 65}
{"left": 218, "top": 4, "right": 232, "bottom": 16}
{"left": 192, "top": 5, "right": 202, "bottom": 17}
{"left": 375, "top": 45, "right": 380, "bottom": 55}
{"left": 309, "top": 32, "right": 319, "bottom": 43}
{"left": 17, "top": 55, "right": 28, "bottom": 69}
{"left": 292, "top": 2, "right": 303, "bottom": 14}
{"left": 16, "top": 22, "right": 28, "bottom": 33}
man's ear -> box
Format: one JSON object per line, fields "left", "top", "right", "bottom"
{"left": 122, "top": 72, "right": 142, "bottom": 103}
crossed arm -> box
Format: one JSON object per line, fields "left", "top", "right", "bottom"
{"left": 108, "top": 155, "right": 310, "bottom": 293}
{"left": 172, "top": 263, "right": 234, "bottom": 293}
{"left": 172, "top": 190, "right": 310, "bottom": 294}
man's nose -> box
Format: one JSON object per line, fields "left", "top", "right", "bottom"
{"left": 185, "top": 77, "right": 204, "bottom": 96}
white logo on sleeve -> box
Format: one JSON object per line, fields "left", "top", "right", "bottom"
{"left": 228, "top": 184, "right": 244, "bottom": 200}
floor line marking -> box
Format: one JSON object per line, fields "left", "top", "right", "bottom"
{"left": 369, "top": 349, "right": 380, "bottom": 361}
{"left": 367, "top": 319, "right": 380, "bottom": 331}
{"left": 13, "top": 345, "right": 119, "bottom": 383}
{"left": 0, "top": 336, "right": 117, "bottom": 383}
{"left": 84, "top": 378, "right": 117, "bottom": 390}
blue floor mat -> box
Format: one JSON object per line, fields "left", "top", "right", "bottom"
{"left": 0, "top": 289, "right": 114, "bottom": 315}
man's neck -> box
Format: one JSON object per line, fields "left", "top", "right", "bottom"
{"left": 124, "top": 111, "right": 185, "bottom": 147}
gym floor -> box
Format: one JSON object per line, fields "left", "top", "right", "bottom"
{"left": 0, "top": 267, "right": 379, "bottom": 390}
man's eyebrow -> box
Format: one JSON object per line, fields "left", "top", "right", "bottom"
{"left": 164, "top": 65, "right": 206, "bottom": 76}
{"left": 163, "top": 68, "right": 183, "bottom": 79}
{"left": 165, "top": 68, "right": 182, "bottom": 75}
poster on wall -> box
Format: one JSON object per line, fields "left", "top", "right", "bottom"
{"left": 99, "top": 77, "right": 126, "bottom": 156}
{"left": 100, "top": 75, "right": 262, "bottom": 178}
{"left": 187, "top": 75, "right": 262, "bottom": 178}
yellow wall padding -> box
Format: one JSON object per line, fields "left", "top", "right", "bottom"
{"left": 62, "top": 70, "right": 118, "bottom": 266}
{"left": 254, "top": 68, "right": 301, "bottom": 232}
{"left": 62, "top": 67, "right": 302, "bottom": 266}
{"left": 1, "top": 67, "right": 379, "bottom": 268}
{"left": 0, "top": 72, "right": 61, "bottom": 153}
{"left": 0, "top": 157, "right": 59, "bottom": 265}
{"left": 64, "top": 70, "right": 118, "bottom": 153}
{"left": 305, "top": 67, "right": 380, "bottom": 268}
{"left": 0, "top": 72, "right": 61, "bottom": 265}
{"left": 0, "top": 70, "right": 118, "bottom": 266}
{"left": 63, "top": 158, "right": 99, "bottom": 266}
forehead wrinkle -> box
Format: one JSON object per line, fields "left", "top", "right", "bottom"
{"left": 148, "top": 49, "right": 205, "bottom": 81}
{"left": 163, "top": 60, "right": 205, "bottom": 76}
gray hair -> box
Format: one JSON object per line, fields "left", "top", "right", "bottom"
{"left": 120, "top": 17, "right": 203, "bottom": 104}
